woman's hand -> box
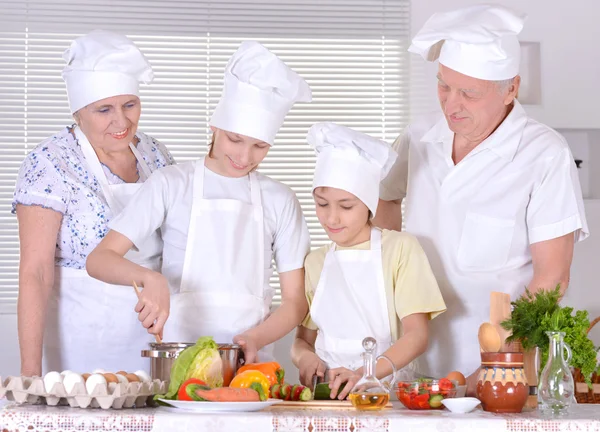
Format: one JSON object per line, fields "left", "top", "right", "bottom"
{"left": 327, "top": 367, "right": 362, "bottom": 400}
{"left": 297, "top": 351, "right": 327, "bottom": 387}
{"left": 135, "top": 272, "right": 170, "bottom": 336}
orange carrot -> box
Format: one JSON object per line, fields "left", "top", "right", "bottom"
{"left": 193, "top": 387, "right": 260, "bottom": 402}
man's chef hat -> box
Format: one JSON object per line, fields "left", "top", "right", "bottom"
{"left": 210, "top": 41, "right": 312, "bottom": 146}
{"left": 409, "top": 4, "right": 527, "bottom": 80}
{"left": 62, "top": 30, "right": 154, "bottom": 113}
{"left": 308, "top": 123, "right": 397, "bottom": 217}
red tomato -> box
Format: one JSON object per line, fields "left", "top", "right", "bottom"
{"left": 438, "top": 378, "right": 453, "bottom": 391}
{"left": 177, "top": 378, "right": 208, "bottom": 401}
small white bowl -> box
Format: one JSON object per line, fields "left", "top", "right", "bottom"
{"left": 441, "top": 397, "right": 481, "bottom": 413}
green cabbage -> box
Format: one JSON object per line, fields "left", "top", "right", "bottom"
{"left": 157, "top": 336, "right": 223, "bottom": 400}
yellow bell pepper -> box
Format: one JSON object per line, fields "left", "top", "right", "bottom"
{"left": 229, "top": 370, "right": 270, "bottom": 401}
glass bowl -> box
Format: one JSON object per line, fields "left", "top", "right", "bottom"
{"left": 396, "top": 378, "right": 458, "bottom": 410}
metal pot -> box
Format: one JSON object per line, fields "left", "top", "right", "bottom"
{"left": 141, "top": 342, "right": 244, "bottom": 386}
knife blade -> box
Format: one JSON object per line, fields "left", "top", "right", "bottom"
{"left": 310, "top": 374, "right": 318, "bottom": 399}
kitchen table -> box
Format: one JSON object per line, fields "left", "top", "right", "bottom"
{"left": 1, "top": 401, "right": 600, "bottom": 432}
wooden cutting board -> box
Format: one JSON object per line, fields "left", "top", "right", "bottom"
{"left": 268, "top": 399, "right": 393, "bottom": 410}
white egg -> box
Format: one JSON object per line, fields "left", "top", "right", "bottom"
{"left": 62, "top": 373, "right": 84, "bottom": 393}
{"left": 43, "top": 371, "right": 63, "bottom": 393}
{"left": 92, "top": 368, "right": 106, "bottom": 374}
{"left": 115, "top": 373, "right": 129, "bottom": 385}
{"left": 60, "top": 370, "right": 76, "bottom": 377}
{"left": 85, "top": 373, "right": 107, "bottom": 394}
{"left": 134, "top": 370, "right": 152, "bottom": 383}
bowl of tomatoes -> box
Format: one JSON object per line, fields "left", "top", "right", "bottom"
{"left": 396, "top": 378, "right": 457, "bottom": 410}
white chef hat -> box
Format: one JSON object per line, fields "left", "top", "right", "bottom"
{"left": 62, "top": 30, "right": 154, "bottom": 113}
{"left": 308, "top": 123, "right": 397, "bottom": 217}
{"left": 409, "top": 5, "right": 527, "bottom": 80}
{"left": 210, "top": 41, "right": 312, "bottom": 146}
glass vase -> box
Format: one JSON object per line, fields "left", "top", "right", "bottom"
{"left": 538, "top": 331, "right": 575, "bottom": 416}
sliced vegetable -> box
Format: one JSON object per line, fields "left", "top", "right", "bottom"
{"left": 177, "top": 378, "right": 208, "bottom": 401}
{"left": 193, "top": 386, "right": 260, "bottom": 402}
{"left": 269, "top": 383, "right": 312, "bottom": 401}
{"left": 429, "top": 394, "right": 444, "bottom": 408}
{"left": 236, "top": 362, "right": 285, "bottom": 386}
{"left": 282, "top": 383, "right": 293, "bottom": 401}
{"left": 229, "top": 370, "right": 270, "bottom": 401}
{"left": 270, "top": 384, "right": 283, "bottom": 399}
{"left": 291, "top": 384, "right": 312, "bottom": 401}
{"left": 396, "top": 379, "right": 456, "bottom": 410}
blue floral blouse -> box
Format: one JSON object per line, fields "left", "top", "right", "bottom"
{"left": 12, "top": 125, "right": 175, "bottom": 269}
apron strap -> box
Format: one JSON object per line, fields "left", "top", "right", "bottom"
{"left": 248, "top": 171, "right": 265, "bottom": 296}
{"left": 193, "top": 157, "right": 206, "bottom": 200}
{"left": 76, "top": 126, "right": 152, "bottom": 207}
{"left": 370, "top": 227, "right": 382, "bottom": 251}
{"left": 128, "top": 140, "right": 153, "bottom": 180}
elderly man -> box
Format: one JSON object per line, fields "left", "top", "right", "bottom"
{"left": 375, "top": 5, "right": 588, "bottom": 391}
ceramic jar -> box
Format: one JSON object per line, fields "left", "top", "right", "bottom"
{"left": 476, "top": 352, "right": 529, "bottom": 413}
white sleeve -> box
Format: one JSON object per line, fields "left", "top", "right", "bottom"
{"left": 527, "top": 147, "right": 588, "bottom": 244}
{"left": 109, "top": 170, "right": 169, "bottom": 249}
{"left": 380, "top": 126, "right": 410, "bottom": 201}
{"left": 272, "top": 192, "right": 311, "bottom": 273}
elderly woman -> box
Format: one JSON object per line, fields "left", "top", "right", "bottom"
{"left": 13, "top": 30, "right": 175, "bottom": 376}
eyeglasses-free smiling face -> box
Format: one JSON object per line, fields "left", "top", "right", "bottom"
{"left": 436, "top": 64, "right": 519, "bottom": 143}
{"left": 314, "top": 186, "right": 371, "bottom": 247}
{"left": 206, "top": 126, "right": 271, "bottom": 178}
{"left": 75, "top": 95, "right": 141, "bottom": 151}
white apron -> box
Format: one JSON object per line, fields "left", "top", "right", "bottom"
{"left": 311, "top": 228, "right": 395, "bottom": 371}
{"left": 164, "top": 158, "right": 274, "bottom": 359}
{"left": 43, "top": 127, "right": 163, "bottom": 374}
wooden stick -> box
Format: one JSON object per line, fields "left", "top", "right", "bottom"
{"left": 132, "top": 280, "right": 163, "bottom": 344}
{"left": 490, "top": 292, "right": 512, "bottom": 352}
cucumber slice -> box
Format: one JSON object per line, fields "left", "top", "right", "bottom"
{"left": 429, "top": 394, "right": 444, "bottom": 408}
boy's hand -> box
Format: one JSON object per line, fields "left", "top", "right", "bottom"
{"left": 297, "top": 351, "right": 327, "bottom": 387}
{"left": 328, "top": 367, "right": 361, "bottom": 400}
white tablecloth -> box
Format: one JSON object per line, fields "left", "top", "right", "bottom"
{"left": 1, "top": 402, "right": 599, "bottom": 432}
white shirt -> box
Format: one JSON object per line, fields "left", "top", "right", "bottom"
{"left": 110, "top": 161, "right": 311, "bottom": 293}
{"left": 380, "top": 101, "right": 588, "bottom": 377}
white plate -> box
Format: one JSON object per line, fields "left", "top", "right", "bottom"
{"left": 157, "top": 398, "right": 280, "bottom": 413}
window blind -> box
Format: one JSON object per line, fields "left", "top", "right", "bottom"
{"left": 0, "top": 0, "right": 410, "bottom": 311}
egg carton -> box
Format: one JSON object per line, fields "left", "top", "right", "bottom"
{"left": 0, "top": 376, "right": 167, "bottom": 409}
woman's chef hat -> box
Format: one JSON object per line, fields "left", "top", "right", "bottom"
{"left": 409, "top": 4, "right": 527, "bottom": 80}
{"left": 62, "top": 30, "right": 154, "bottom": 113}
{"left": 210, "top": 41, "right": 312, "bottom": 146}
{"left": 308, "top": 122, "right": 397, "bottom": 217}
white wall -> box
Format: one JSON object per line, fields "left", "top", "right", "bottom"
{"left": 0, "top": 314, "right": 20, "bottom": 377}
{"left": 409, "top": 0, "right": 600, "bottom": 129}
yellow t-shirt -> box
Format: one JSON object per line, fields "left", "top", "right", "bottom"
{"left": 302, "top": 229, "right": 446, "bottom": 340}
